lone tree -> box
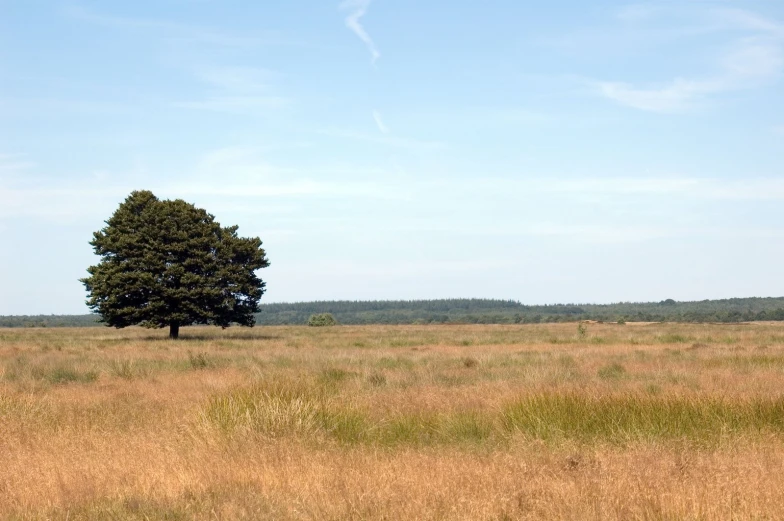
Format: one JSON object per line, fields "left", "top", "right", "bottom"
{"left": 81, "top": 190, "right": 269, "bottom": 339}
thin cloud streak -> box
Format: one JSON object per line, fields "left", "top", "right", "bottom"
{"left": 176, "top": 180, "right": 400, "bottom": 199}
{"left": 0, "top": 154, "right": 36, "bottom": 175}
{"left": 172, "top": 96, "right": 291, "bottom": 113}
{"left": 195, "top": 67, "right": 281, "bottom": 93}
{"left": 459, "top": 177, "right": 784, "bottom": 201}
{"left": 173, "top": 66, "right": 292, "bottom": 114}
{"left": 372, "top": 110, "right": 389, "bottom": 133}
{"left": 316, "top": 128, "right": 446, "bottom": 150}
{"left": 340, "top": 0, "right": 380, "bottom": 64}
{"left": 0, "top": 177, "right": 406, "bottom": 220}
{"left": 596, "top": 78, "right": 722, "bottom": 112}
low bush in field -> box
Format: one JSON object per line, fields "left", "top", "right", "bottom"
{"left": 307, "top": 313, "right": 338, "bottom": 327}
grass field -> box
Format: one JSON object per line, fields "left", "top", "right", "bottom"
{"left": 3, "top": 322, "right": 784, "bottom": 520}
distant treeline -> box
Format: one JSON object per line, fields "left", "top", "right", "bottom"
{"left": 253, "top": 298, "right": 784, "bottom": 325}
{"left": 6, "top": 297, "right": 784, "bottom": 328}
{"left": 0, "top": 314, "right": 102, "bottom": 328}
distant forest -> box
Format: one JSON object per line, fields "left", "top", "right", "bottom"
{"left": 4, "top": 297, "right": 784, "bottom": 327}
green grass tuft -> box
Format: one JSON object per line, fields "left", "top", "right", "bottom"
{"left": 30, "top": 364, "right": 99, "bottom": 384}
{"left": 501, "top": 393, "right": 784, "bottom": 444}
{"left": 188, "top": 352, "right": 210, "bottom": 370}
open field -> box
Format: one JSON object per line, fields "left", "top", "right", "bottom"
{"left": 3, "top": 322, "right": 784, "bottom": 520}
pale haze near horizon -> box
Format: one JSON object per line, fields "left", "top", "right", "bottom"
{"left": 1, "top": 1, "right": 784, "bottom": 315}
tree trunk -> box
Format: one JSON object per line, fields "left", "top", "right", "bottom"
{"left": 169, "top": 322, "right": 180, "bottom": 340}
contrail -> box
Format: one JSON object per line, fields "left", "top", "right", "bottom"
{"left": 340, "top": 0, "right": 380, "bottom": 64}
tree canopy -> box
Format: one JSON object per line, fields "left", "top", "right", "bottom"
{"left": 81, "top": 190, "right": 269, "bottom": 339}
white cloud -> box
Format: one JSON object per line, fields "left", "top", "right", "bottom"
{"left": 340, "top": 0, "right": 380, "bottom": 64}
{"left": 594, "top": 7, "right": 784, "bottom": 112}
{"left": 722, "top": 42, "right": 783, "bottom": 79}
{"left": 597, "top": 78, "right": 722, "bottom": 112}
{"left": 711, "top": 8, "right": 784, "bottom": 37}
{"left": 372, "top": 110, "right": 389, "bottom": 133}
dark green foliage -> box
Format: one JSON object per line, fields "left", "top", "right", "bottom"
{"left": 80, "top": 191, "right": 269, "bottom": 338}
{"left": 254, "top": 297, "right": 784, "bottom": 325}
{"left": 7, "top": 296, "right": 784, "bottom": 327}
{"left": 0, "top": 315, "right": 101, "bottom": 328}
{"left": 577, "top": 323, "right": 588, "bottom": 338}
{"left": 307, "top": 313, "right": 338, "bottom": 327}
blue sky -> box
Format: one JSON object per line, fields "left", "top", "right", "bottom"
{"left": 1, "top": 0, "right": 784, "bottom": 314}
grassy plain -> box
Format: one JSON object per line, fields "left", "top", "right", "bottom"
{"left": 2, "top": 322, "right": 784, "bottom": 520}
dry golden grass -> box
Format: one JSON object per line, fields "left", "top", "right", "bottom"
{"left": 2, "top": 322, "right": 784, "bottom": 519}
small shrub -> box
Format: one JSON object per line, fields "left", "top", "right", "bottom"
{"left": 577, "top": 323, "right": 587, "bottom": 338}
{"left": 307, "top": 313, "right": 338, "bottom": 327}
{"left": 597, "top": 363, "right": 626, "bottom": 380}
{"left": 462, "top": 357, "right": 479, "bottom": 368}
{"left": 617, "top": 319, "right": 626, "bottom": 325}
{"left": 111, "top": 360, "right": 135, "bottom": 380}
{"left": 189, "top": 352, "right": 210, "bottom": 370}
{"left": 367, "top": 371, "right": 387, "bottom": 387}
